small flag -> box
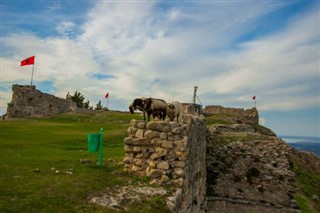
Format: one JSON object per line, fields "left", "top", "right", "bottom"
{"left": 252, "top": 96, "right": 256, "bottom": 100}
{"left": 105, "top": 92, "right": 109, "bottom": 99}
{"left": 20, "top": 56, "right": 35, "bottom": 66}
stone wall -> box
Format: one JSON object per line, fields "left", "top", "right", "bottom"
{"left": 123, "top": 115, "right": 207, "bottom": 212}
{"left": 204, "top": 105, "right": 259, "bottom": 125}
{"left": 206, "top": 125, "right": 299, "bottom": 213}
{"left": 6, "top": 84, "right": 77, "bottom": 118}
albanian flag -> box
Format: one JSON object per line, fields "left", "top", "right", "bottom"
{"left": 105, "top": 92, "right": 109, "bottom": 99}
{"left": 252, "top": 96, "right": 256, "bottom": 100}
{"left": 20, "top": 56, "right": 35, "bottom": 66}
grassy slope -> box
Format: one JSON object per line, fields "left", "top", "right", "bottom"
{"left": 0, "top": 111, "right": 166, "bottom": 213}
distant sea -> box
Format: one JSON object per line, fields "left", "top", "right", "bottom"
{"left": 280, "top": 135, "right": 320, "bottom": 157}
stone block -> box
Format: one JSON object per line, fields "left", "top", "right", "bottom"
{"left": 145, "top": 130, "right": 159, "bottom": 140}
{"left": 130, "top": 119, "right": 139, "bottom": 128}
{"left": 135, "top": 129, "right": 145, "bottom": 138}
{"left": 172, "top": 177, "right": 184, "bottom": 187}
{"left": 127, "top": 127, "right": 138, "bottom": 135}
{"left": 150, "top": 153, "right": 160, "bottom": 160}
{"left": 123, "top": 157, "right": 133, "bottom": 164}
{"left": 159, "top": 132, "right": 168, "bottom": 140}
{"left": 150, "top": 169, "right": 163, "bottom": 178}
{"left": 174, "top": 140, "right": 186, "bottom": 151}
{"left": 147, "top": 120, "right": 170, "bottom": 132}
{"left": 132, "top": 165, "right": 142, "bottom": 172}
{"left": 137, "top": 122, "right": 146, "bottom": 129}
{"left": 124, "top": 145, "right": 133, "bottom": 152}
{"left": 173, "top": 168, "right": 184, "bottom": 178}
{"left": 132, "top": 147, "right": 141, "bottom": 152}
{"left": 161, "top": 175, "right": 170, "bottom": 183}
{"left": 134, "top": 159, "right": 144, "bottom": 167}
{"left": 161, "top": 141, "right": 173, "bottom": 149}
{"left": 132, "top": 138, "right": 149, "bottom": 146}
{"left": 174, "top": 161, "right": 185, "bottom": 168}
{"left": 157, "top": 161, "right": 169, "bottom": 170}
{"left": 149, "top": 161, "right": 156, "bottom": 169}
{"left": 124, "top": 137, "right": 133, "bottom": 145}
{"left": 156, "top": 147, "right": 167, "bottom": 156}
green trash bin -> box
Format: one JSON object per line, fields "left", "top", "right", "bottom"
{"left": 88, "top": 133, "right": 100, "bottom": 152}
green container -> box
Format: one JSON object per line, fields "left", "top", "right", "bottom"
{"left": 88, "top": 133, "right": 100, "bottom": 152}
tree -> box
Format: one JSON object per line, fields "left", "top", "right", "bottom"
{"left": 66, "top": 91, "right": 89, "bottom": 108}
{"left": 95, "top": 100, "right": 103, "bottom": 110}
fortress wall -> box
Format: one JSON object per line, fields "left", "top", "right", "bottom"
{"left": 123, "top": 115, "right": 207, "bottom": 212}
{"left": 6, "top": 84, "right": 77, "bottom": 118}
{"left": 204, "top": 105, "right": 259, "bottom": 125}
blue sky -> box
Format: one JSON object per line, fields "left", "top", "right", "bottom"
{"left": 1, "top": 0, "right": 319, "bottom": 137}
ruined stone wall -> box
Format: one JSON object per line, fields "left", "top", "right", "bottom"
{"left": 6, "top": 84, "right": 77, "bottom": 118}
{"left": 123, "top": 115, "right": 206, "bottom": 212}
{"left": 204, "top": 105, "right": 259, "bottom": 125}
{"left": 206, "top": 125, "right": 299, "bottom": 213}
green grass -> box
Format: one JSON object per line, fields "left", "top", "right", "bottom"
{"left": 0, "top": 111, "right": 168, "bottom": 212}
{"left": 293, "top": 162, "right": 320, "bottom": 213}
{"left": 205, "top": 114, "right": 234, "bottom": 126}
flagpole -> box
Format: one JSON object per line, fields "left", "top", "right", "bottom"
{"left": 107, "top": 98, "right": 109, "bottom": 110}
{"left": 30, "top": 64, "right": 35, "bottom": 86}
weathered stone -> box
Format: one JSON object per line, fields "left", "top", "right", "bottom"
{"left": 132, "top": 138, "right": 149, "bottom": 146}
{"left": 124, "top": 145, "right": 133, "bottom": 152}
{"left": 151, "top": 138, "right": 162, "bottom": 146}
{"left": 145, "top": 130, "right": 157, "bottom": 140}
{"left": 127, "top": 127, "right": 138, "bottom": 135}
{"left": 161, "top": 175, "right": 170, "bottom": 183}
{"left": 131, "top": 165, "right": 142, "bottom": 172}
{"left": 161, "top": 141, "right": 173, "bottom": 149}
{"left": 172, "top": 177, "right": 184, "bottom": 187}
{"left": 135, "top": 129, "right": 145, "bottom": 138}
{"left": 123, "top": 157, "right": 133, "bottom": 164}
{"left": 150, "top": 169, "right": 163, "bottom": 178}
{"left": 173, "top": 168, "right": 184, "bottom": 178}
{"left": 133, "top": 159, "right": 144, "bottom": 167}
{"left": 137, "top": 122, "right": 146, "bottom": 129}
{"left": 124, "top": 137, "right": 133, "bottom": 145}
{"left": 174, "top": 161, "right": 185, "bottom": 168}
{"left": 155, "top": 147, "right": 167, "bottom": 156}
{"left": 132, "top": 147, "right": 141, "bottom": 152}
{"left": 150, "top": 153, "right": 160, "bottom": 160}
{"left": 159, "top": 132, "right": 168, "bottom": 140}
{"left": 157, "top": 161, "right": 169, "bottom": 170}
{"left": 146, "top": 120, "right": 170, "bottom": 132}
{"left": 172, "top": 127, "right": 183, "bottom": 135}
{"left": 175, "top": 151, "right": 185, "bottom": 158}
{"left": 174, "top": 140, "right": 186, "bottom": 151}
{"left": 6, "top": 85, "right": 77, "bottom": 118}
{"left": 130, "top": 119, "right": 139, "bottom": 128}
{"left": 149, "top": 161, "right": 156, "bottom": 169}
{"left": 124, "top": 116, "right": 207, "bottom": 213}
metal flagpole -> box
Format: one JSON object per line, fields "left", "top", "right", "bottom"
{"left": 31, "top": 64, "right": 35, "bottom": 86}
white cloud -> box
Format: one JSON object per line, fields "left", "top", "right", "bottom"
{"left": 1, "top": 1, "right": 319, "bottom": 115}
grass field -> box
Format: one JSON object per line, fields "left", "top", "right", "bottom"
{"left": 0, "top": 111, "right": 168, "bottom": 213}
{"left": 1, "top": 111, "right": 319, "bottom": 212}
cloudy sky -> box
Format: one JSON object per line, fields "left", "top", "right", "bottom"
{"left": 1, "top": 1, "right": 319, "bottom": 137}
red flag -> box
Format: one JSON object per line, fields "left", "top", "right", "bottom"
{"left": 105, "top": 92, "right": 109, "bottom": 99}
{"left": 252, "top": 96, "right": 256, "bottom": 100}
{"left": 20, "top": 56, "right": 35, "bottom": 66}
